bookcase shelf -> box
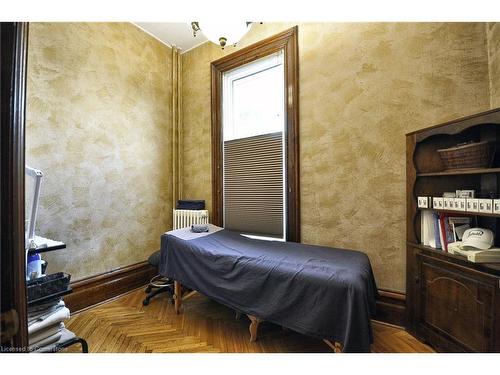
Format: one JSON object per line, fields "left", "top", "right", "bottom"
{"left": 406, "top": 108, "right": 500, "bottom": 352}
{"left": 418, "top": 207, "right": 500, "bottom": 218}
{"left": 407, "top": 241, "right": 500, "bottom": 275}
{"left": 417, "top": 167, "right": 500, "bottom": 177}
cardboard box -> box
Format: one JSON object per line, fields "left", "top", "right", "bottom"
{"left": 478, "top": 199, "right": 493, "bottom": 213}
{"left": 466, "top": 198, "right": 479, "bottom": 213}
{"left": 444, "top": 197, "right": 454, "bottom": 210}
{"left": 454, "top": 198, "right": 467, "bottom": 211}
{"left": 433, "top": 197, "right": 444, "bottom": 210}
{"left": 494, "top": 199, "right": 500, "bottom": 214}
{"left": 417, "top": 196, "right": 430, "bottom": 209}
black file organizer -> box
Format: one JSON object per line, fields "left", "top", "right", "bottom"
{"left": 27, "top": 241, "right": 88, "bottom": 353}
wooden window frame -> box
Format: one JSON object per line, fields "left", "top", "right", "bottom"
{"left": 211, "top": 26, "right": 300, "bottom": 242}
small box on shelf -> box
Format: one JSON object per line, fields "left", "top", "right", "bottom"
{"left": 494, "top": 199, "right": 500, "bottom": 214}
{"left": 466, "top": 198, "right": 479, "bottom": 213}
{"left": 443, "top": 197, "right": 454, "bottom": 210}
{"left": 417, "top": 196, "right": 430, "bottom": 209}
{"left": 454, "top": 198, "right": 467, "bottom": 211}
{"left": 433, "top": 197, "right": 444, "bottom": 210}
{"left": 478, "top": 199, "right": 493, "bottom": 214}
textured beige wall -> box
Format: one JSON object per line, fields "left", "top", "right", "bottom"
{"left": 487, "top": 22, "right": 500, "bottom": 107}
{"left": 181, "top": 23, "right": 491, "bottom": 292}
{"left": 26, "top": 23, "right": 172, "bottom": 281}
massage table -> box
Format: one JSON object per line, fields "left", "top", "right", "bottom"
{"left": 159, "top": 224, "right": 378, "bottom": 352}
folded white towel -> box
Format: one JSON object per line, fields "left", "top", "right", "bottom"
{"left": 29, "top": 330, "right": 63, "bottom": 351}
{"left": 28, "top": 307, "right": 70, "bottom": 335}
{"left": 31, "top": 328, "right": 77, "bottom": 353}
{"left": 28, "top": 302, "right": 66, "bottom": 326}
{"left": 29, "top": 322, "right": 64, "bottom": 345}
{"left": 28, "top": 299, "right": 64, "bottom": 316}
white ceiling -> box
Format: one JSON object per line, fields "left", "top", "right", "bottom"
{"left": 134, "top": 22, "right": 208, "bottom": 53}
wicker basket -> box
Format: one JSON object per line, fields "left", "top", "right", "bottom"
{"left": 437, "top": 141, "right": 496, "bottom": 171}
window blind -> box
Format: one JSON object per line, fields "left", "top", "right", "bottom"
{"left": 223, "top": 131, "right": 284, "bottom": 238}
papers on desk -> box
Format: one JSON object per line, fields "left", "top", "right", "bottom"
{"left": 26, "top": 235, "right": 66, "bottom": 254}
{"left": 28, "top": 235, "right": 64, "bottom": 250}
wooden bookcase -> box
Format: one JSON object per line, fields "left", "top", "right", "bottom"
{"left": 406, "top": 108, "right": 500, "bottom": 352}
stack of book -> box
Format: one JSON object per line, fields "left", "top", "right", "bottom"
{"left": 421, "top": 211, "right": 471, "bottom": 252}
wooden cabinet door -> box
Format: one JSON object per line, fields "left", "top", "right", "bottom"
{"left": 417, "top": 255, "right": 496, "bottom": 352}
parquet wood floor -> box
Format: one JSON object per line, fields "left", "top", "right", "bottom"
{"left": 64, "top": 288, "right": 434, "bottom": 353}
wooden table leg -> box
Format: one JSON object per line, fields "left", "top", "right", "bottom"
{"left": 334, "top": 341, "right": 342, "bottom": 353}
{"left": 247, "top": 315, "right": 261, "bottom": 342}
{"left": 174, "top": 280, "right": 182, "bottom": 314}
{"left": 182, "top": 290, "right": 197, "bottom": 301}
{"left": 323, "top": 339, "right": 342, "bottom": 353}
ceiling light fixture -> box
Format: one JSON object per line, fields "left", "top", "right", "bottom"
{"left": 191, "top": 21, "right": 253, "bottom": 49}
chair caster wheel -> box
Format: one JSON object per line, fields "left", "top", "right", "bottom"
{"left": 143, "top": 299, "right": 150, "bottom": 306}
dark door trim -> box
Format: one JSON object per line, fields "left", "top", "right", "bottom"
{"left": 0, "top": 22, "right": 29, "bottom": 350}
{"left": 211, "top": 26, "right": 300, "bottom": 242}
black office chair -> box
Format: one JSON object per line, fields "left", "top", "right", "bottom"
{"left": 143, "top": 250, "right": 174, "bottom": 306}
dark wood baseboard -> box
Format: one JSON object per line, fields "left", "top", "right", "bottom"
{"left": 375, "top": 289, "right": 406, "bottom": 327}
{"left": 64, "top": 261, "right": 157, "bottom": 313}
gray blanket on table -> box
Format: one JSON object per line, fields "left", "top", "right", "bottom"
{"left": 159, "top": 226, "right": 378, "bottom": 352}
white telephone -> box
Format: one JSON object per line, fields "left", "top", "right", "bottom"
{"left": 448, "top": 241, "right": 500, "bottom": 263}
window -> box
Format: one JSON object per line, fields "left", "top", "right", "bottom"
{"left": 222, "top": 52, "right": 285, "bottom": 239}
{"left": 223, "top": 52, "right": 284, "bottom": 141}
{"left": 211, "top": 27, "right": 300, "bottom": 242}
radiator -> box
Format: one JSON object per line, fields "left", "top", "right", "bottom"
{"left": 173, "top": 209, "right": 209, "bottom": 230}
